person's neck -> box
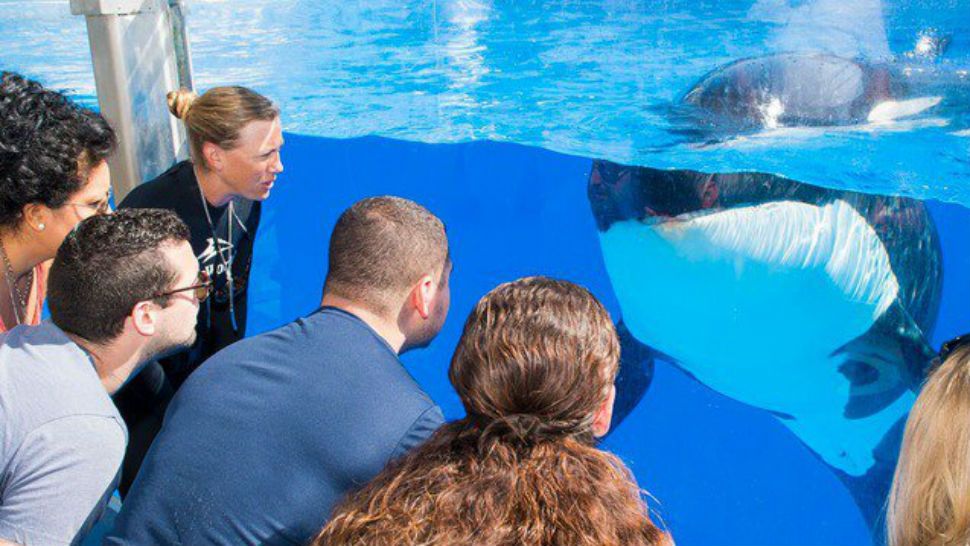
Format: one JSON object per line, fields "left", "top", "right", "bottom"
{"left": 193, "top": 164, "right": 235, "bottom": 208}
{"left": 64, "top": 331, "right": 144, "bottom": 395}
{"left": 0, "top": 227, "right": 47, "bottom": 279}
{"left": 320, "top": 293, "right": 405, "bottom": 354}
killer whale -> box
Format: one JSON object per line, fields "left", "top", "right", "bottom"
{"left": 681, "top": 53, "right": 941, "bottom": 131}
{"left": 591, "top": 161, "right": 943, "bottom": 531}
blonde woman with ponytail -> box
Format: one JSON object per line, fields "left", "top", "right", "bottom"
{"left": 314, "top": 276, "right": 673, "bottom": 546}
{"left": 888, "top": 341, "right": 970, "bottom": 546}
{"left": 114, "top": 86, "right": 283, "bottom": 496}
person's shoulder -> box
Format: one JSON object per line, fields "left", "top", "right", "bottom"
{"left": 305, "top": 308, "right": 401, "bottom": 351}
{"left": 0, "top": 325, "right": 119, "bottom": 423}
{"left": 276, "top": 308, "right": 381, "bottom": 355}
{"left": 0, "top": 415, "right": 124, "bottom": 546}
{"left": 219, "top": 311, "right": 316, "bottom": 357}
{"left": 176, "top": 316, "right": 314, "bottom": 386}
{"left": 120, "top": 160, "right": 194, "bottom": 209}
{"left": 387, "top": 371, "right": 438, "bottom": 413}
{"left": 17, "top": 414, "right": 126, "bottom": 475}
{"left": 363, "top": 361, "right": 440, "bottom": 437}
{"left": 244, "top": 308, "right": 424, "bottom": 397}
{"left": 0, "top": 323, "right": 92, "bottom": 384}
{"left": 389, "top": 403, "right": 444, "bottom": 460}
{"left": 37, "top": 414, "right": 126, "bottom": 452}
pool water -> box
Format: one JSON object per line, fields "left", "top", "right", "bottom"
{"left": 4, "top": 1, "right": 970, "bottom": 545}
{"left": 5, "top": 0, "right": 970, "bottom": 201}
{"left": 249, "top": 133, "right": 970, "bottom": 546}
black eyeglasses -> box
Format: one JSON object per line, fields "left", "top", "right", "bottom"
{"left": 939, "top": 333, "right": 970, "bottom": 363}
{"left": 151, "top": 270, "right": 213, "bottom": 302}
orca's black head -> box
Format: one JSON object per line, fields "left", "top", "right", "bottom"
{"left": 587, "top": 160, "right": 826, "bottom": 232}
{"left": 588, "top": 161, "right": 710, "bottom": 231}
{"left": 681, "top": 54, "right": 899, "bottom": 130}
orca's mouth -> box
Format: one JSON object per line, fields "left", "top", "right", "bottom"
{"left": 588, "top": 161, "right": 717, "bottom": 231}
{"left": 641, "top": 209, "right": 719, "bottom": 227}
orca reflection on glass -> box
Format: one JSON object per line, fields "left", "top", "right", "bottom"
{"left": 589, "top": 161, "right": 942, "bottom": 531}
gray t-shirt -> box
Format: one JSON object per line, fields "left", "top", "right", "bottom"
{"left": 0, "top": 322, "right": 126, "bottom": 545}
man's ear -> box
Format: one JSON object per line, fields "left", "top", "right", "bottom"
{"left": 592, "top": 384, "right": 617, "bottom": 438}
{"left": 409, "top": 273, "right": 436, "bottom": 319}
{"left": 130, "top": 300, "right": 160, "bottom": 337}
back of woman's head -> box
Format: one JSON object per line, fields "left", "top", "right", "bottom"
{"left": 315, "top": 276, "right": 670, "bottom": 546}
{"left": 0, "top": 72, "right": 116, "bottom": 229}
{"left": 889, "top": 345, "right": 970, "bottom": 546}
{"left": 167, "top": 86, "right": 278, "bottom": 168}
{"left": 450, "top": 276, "right": 619, "bottom": 446}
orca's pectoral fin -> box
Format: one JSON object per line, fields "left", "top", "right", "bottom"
{"left": 609, "top": 319, "right": 658, "bottom": 434}
{"left": 830, "top": 415, "right": 908, "bottom": 538}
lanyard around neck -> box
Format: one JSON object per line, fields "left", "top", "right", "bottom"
{"left": 196, "top": 182, "right": 241, "bottom": 333}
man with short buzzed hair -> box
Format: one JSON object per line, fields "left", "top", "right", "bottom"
{"left": 109, "top": 196, "right": 452, "bottom": 546}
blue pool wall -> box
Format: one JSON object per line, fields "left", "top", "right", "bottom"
{"left": 245, "top": 132, "right": 970, "bottom": 546}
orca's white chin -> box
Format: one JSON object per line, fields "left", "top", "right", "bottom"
{"left": 599, "top": 198, "right": 909, "bottom": 476}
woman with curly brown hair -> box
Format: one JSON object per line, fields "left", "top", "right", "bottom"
{"left": 0, "top": 71, "right": 116, "bottom": 331}
{"left": 313, "top": 276, "right": 672, "bottom": 546}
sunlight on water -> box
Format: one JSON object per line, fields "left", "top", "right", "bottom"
{"left": 1, "top": 0, "right": 967, "bottom": 202}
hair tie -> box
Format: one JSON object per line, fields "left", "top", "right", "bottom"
{"left": 473, "top": 413, "right": 588, "bottom": 448}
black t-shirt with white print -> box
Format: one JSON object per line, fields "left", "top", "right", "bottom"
{"left": 119, "top": 160, "right": 261, "bottom": 385}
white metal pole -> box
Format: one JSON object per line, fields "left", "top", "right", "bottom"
{"left": 70, "top": 0, "right": 190, "bottom": 200}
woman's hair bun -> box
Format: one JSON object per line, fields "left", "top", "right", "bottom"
{"left": 166, "top": 88, "right": 198, "bottom": 119}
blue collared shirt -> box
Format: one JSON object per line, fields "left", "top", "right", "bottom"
{"left": 107, "top": 307, "right": 444, "bottom": 545}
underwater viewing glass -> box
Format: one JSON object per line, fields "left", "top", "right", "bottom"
{"left": 7, "top": 1, "right": 970, "bottom": 544}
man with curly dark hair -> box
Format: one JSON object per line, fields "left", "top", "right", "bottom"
{"left": 0, "top": 71, "right": 116, "bottom": 331}
{"left": 0, "top": 209, "right": 205, "bottom": 546}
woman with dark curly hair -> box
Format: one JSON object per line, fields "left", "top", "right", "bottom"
{"left": 0, "top": 72, "right": 115, "bottom": 330}
{"left": 313, "top": 276, "right": 673, "bottom": 546}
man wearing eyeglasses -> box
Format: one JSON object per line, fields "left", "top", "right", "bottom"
{"left": 108, "top": 197, "right": 449, "bottom": 546}
{"left": 0, "top": 209, "right": 209, "bottom": 546}
{"left": 112, "top": 109, "right": 281, "bottom": 497}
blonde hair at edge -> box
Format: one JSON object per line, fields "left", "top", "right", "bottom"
{"left": 166, "top": 86, "right": 279, "bottom": 168}
{"left": 888, "top": 345, "right": 970, "bottom": 546}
